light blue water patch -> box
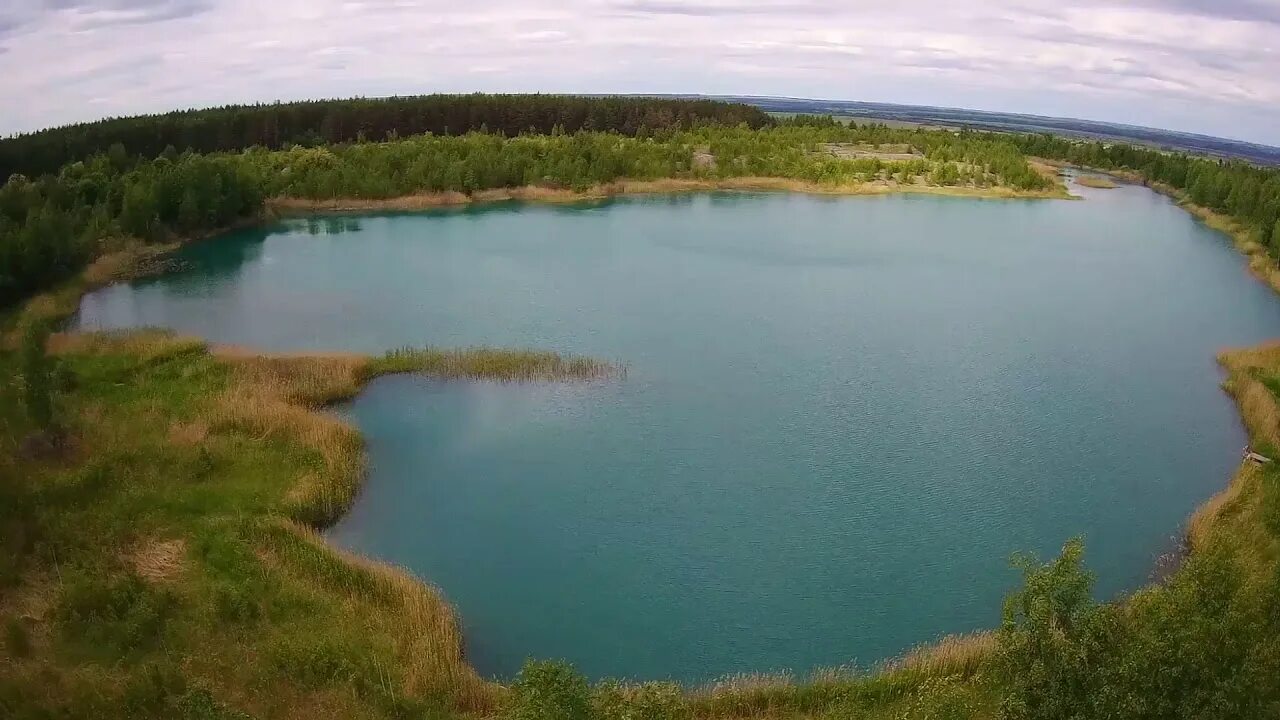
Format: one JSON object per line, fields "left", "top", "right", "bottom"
{"left": 78, "top": 187, "right": 1280, "bottom": 682}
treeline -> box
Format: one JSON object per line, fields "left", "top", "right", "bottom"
{"left": 1016, "top": 134, "right": 1280, "bottom": 249}
{"left": 716, "top": 120, "right": 1053, "bottom": 190}
{"left": 0, "top": 119, "right": 1056, "bottom": 307}
{"left": 0, "top": 150, "right": 260, "bottom": 305}
{"left": 249, "top": 123, "right": 1053, "bottom": 199}
{"left": 0, "top": 94, "right": 773, "bottom": 180}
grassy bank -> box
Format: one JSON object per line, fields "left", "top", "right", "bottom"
{"left": 0, "top": 324, "right": 624, "bottom": 719}
{"left": 1, "top": 320, "right": 973, "bottom": 719}
{"left": 266, "top": 175, "right": 1070, "bottom": 215}
{"left": 1165, "top": 189, "right": 1280, "bottom": 297}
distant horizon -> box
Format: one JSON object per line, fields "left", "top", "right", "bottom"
{"left": 0, "top": 1, "right": 1275, "bottom": 147}
{"left": 4, "top": 90, "right": 1277, "bottom": 154}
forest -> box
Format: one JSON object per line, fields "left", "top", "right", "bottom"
{"left": 1014, "top": 133, "right": 1280, "bottom": 252}
{"left": 0, "top": 94, "right": 772, "bottom": 180}
{"left": 0, "top": 111, "right": 1062, "bottom": 308}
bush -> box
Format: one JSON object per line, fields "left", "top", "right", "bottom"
{"left": 993, "top": 538, "right": 1118, "bottom": 720}
{"left": 994, "top": 537, "right": 1280, "bottom": 720}
{"left": 509, "top": 659, "right": 592, "bottom": 720}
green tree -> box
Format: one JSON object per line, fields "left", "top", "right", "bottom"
{"left": 177, "top": 186, "right": 203, "bottom": 232}
{"left": 994, "top": 538, "right": 1118, "bottom": 720}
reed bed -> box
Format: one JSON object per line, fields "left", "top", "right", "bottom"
{"left": 687, "top": 632, "right": 996, "bottom": 720}
{"left": 883, "top": 631, "right": 997, "bottom": 678}
{"left": 47, "top": 328, "right": 206, "bottom": 362}
{"left": 254, "top": 519, "right": 498, "bottom": 712}
{"left": 369, "top": 346, "right": 621, "bottom": 382}
{"left": 209, "top": 352, "right": 368, "bottom": 525}
{"left": 1187, "top": 344, "right": 1280, "bottom": 550}
{"left": 265, "top": 173, "right": 1072, "bottom": 217}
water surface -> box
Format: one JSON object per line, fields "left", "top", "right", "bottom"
{"left": 78, "top": 186, "right": 1280, "bottom": 682}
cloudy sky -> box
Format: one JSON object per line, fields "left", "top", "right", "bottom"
{"left": 0, "top": 0, "right": 1277, "bottom": 144}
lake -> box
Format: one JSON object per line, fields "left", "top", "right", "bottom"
{"left": 76, "top": 184, "right": 1280, "bottom": 682}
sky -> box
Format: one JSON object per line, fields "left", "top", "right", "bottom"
{"left": 0, "top": 0, "right": 1277, "bottom": 145}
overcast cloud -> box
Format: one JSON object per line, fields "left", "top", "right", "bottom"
{"left": 0, "top": 0, "right": 1276, "bottom": 144}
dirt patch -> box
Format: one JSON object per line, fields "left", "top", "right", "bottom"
{"left": 816, "top": 143, "right": 922, "bottom": 162}
{"left": 258, "top": 176, "right": 1072, "bottom": 215}
{"left": 693, "top": 146, "right": 717, "bottom": 170}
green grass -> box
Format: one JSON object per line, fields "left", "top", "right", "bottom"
{"left": 0, "top": 328, "right": 979, "bottom": 720}
{"left": 0, "top": 333, "right": 495, "bottom": 719}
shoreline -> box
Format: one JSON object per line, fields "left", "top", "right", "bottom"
{"left": 9, "top": 172, "right": 1276, "bottom": 709}
{"left": 265, "top": 175, "right": 1074, "bottom": 215}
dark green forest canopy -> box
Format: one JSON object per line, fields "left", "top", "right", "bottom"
{"left": 0, "top": 94, "right": 773, "bottom": 180}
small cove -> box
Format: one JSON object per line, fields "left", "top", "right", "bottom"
{"left": 76, "top": 187, "right": 1280, "bottom": 682}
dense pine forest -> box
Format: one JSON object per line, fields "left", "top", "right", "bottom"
{"left": 0, "top": 94, "right": 772, "bottom": 180}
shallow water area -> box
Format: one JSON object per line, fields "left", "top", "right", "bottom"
{"left": 77, "top": 187, "right": 1280, "bottom": 682}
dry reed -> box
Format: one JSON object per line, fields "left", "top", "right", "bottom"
{"left": 265, "top": 175, "right": 1071, "bottom": 217}
{"left": 1075, "top": 176, "right": 1118, "bottom": 189}
{"left": 883, "top": 631, "right": 997, "bottom": 678}
{"left": 258, "top": 519, "right": 499, "bottom": 712}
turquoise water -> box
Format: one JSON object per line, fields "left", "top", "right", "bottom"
{"left": 77, "top": 186, "right": 1280, "bottom": 682}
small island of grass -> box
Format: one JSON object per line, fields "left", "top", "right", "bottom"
{"left": 1076, "top": 175, "right": 1119, "bottom": 189}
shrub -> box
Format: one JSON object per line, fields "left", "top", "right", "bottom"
{"left": 993, "top": 538, "right": 1117, "bottom": 720}
{"left": 509, "top": 660, "right": 592, "bottom": 720}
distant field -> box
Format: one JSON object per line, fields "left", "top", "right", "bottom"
{"left": 766, "top": 111, "right": 954, "bottom": 132}
{"left": 732, "top": 97, "right": 1280, "bottom": 165}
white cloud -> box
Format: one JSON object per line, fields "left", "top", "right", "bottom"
{"left": 0, "top": 0, "right": 1276, "bottom": 144}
